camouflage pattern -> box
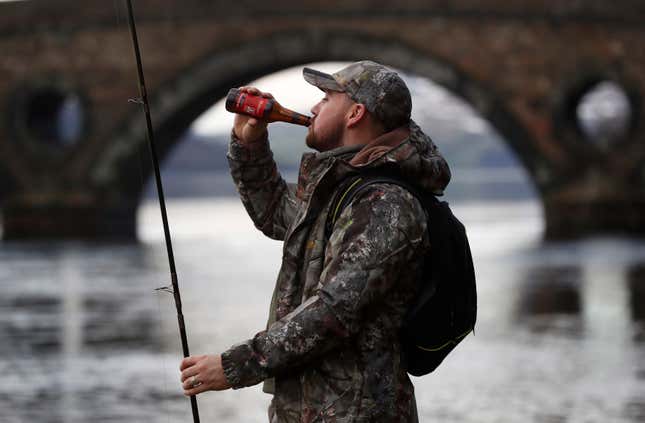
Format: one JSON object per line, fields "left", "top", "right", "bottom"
{"left": 303, "top": 61, "right": 412, "bottom": 131}
{"left": 222, "top": 120, "right": 450, "bottom": 422}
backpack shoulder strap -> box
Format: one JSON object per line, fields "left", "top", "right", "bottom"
{"left": 325, "top": 175, "right": 426, "bottom": 240}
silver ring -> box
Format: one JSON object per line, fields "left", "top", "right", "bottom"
{"left": 190, "top": 375, "right": 200, "bottom": 388}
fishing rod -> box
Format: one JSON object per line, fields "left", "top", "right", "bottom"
{"left": 124, "top": 1, "right": 200, "bottom": 421}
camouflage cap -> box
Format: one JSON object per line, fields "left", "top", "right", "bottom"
{"left": 303, "top": 61, "right": 412, "bottom": 131}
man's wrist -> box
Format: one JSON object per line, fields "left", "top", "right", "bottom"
{"left": 233, "top": 127, "right": 268, "bottom": 146}
{"left": 228, "top": 130, "right": 271, "bottom": 162}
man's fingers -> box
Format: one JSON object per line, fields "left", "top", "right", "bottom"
{"left": 182, "top": 375, "right": 203, "bottom": 390}
{"left": 239, "top": 86, "right": 260, "bottom": 95}
{"left": 180, "top": 354, "right": 230, "bottom": 394}
{"left": 183, "top": 384, "right": 206, "bottom": 397}
{"left": 240, "top": 86, "right": 270, "bottom": 97}
{"left": 183, "top": 372, "right": 208, "bottom": 396}
{"left": 180, "top": 366, "right": 199, "bottom": 383}
{"left": 179, "top": 355, "right": 199, "bottom": 371}
{"left": 238, "top": 86, "right": 274, "bottom": 99}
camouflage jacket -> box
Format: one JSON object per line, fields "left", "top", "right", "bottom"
{"left": 222, "top": 121, "right": 450, "bottom": 422}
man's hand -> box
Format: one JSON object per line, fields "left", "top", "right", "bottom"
{"left": 180, "top": 354, "right": 231, "bottom": 396}
{"left": 233, "top": 86, "right": 273, "bottom": 145}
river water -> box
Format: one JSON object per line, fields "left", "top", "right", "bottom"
{"left": 2, "top": 196, "right": 645, "bottom": 422}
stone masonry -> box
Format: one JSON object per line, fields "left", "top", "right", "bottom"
{"left": 0, "top": 0, "right": 644, "bottom": 239}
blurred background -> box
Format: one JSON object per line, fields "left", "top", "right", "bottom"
{"left": 1, "top": 0, "right": 644, "bottom": 422}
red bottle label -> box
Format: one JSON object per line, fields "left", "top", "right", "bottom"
{"left": 235, "top": 93, "right": 268, "bottom": 118}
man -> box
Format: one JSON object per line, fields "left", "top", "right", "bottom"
{"left": 180, "top": 61, "right": 451, "bottom": 422}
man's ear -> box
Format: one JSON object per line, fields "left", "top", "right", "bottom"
{"left": 346, "top": 103, "right": 368, "bottom": 128}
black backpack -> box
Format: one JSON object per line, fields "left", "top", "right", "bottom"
{"left": 325, "top": 174, "right": 477, "bottom": 376}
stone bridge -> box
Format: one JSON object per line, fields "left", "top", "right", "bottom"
{"left": 0, "top": 0, "right": 644, "bottom": 240}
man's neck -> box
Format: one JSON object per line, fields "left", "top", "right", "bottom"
{"left": 341, "top": 126, "right": 386, "bottom": 148}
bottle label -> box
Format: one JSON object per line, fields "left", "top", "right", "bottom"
{"left": 235, "top": 93, "right": 268, "bottom": 118}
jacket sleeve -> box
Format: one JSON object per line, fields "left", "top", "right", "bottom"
{"left": 221, "top": 184, "right": 427, "bottom": 389}
{"left": 227, "top": 131, "right": 298, "bottom": 240}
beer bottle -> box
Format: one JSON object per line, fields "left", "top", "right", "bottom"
{"left": 225, "top": 88, "right": 311, "bottom": 127}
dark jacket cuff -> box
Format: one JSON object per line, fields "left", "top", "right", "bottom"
{"left": 221, "top": 339, "right": 268, "bottom": 389}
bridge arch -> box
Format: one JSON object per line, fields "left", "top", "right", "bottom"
{"left": 92, "top": 30, "right": 548, "bottom": 205}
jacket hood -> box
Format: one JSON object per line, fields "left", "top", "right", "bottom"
{"left": 344, "top": 120, "right": 451, "bottom": 195}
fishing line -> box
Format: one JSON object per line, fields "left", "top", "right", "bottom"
{"left": 155, "top": 291, "right": 173, "bottom": 423}
{"left": 113, "top": 1, "right": 171, "bottom": 420}
{"left": 118, "top": 1, "right": 201, "bottom": 421}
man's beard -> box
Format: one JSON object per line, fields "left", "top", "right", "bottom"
{"left": 305, "top": 120, "right": 344, "bottom": 152}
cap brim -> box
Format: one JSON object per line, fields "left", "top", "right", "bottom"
{"left": 303, "top": 67, "right": 344, "bottom": 92}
